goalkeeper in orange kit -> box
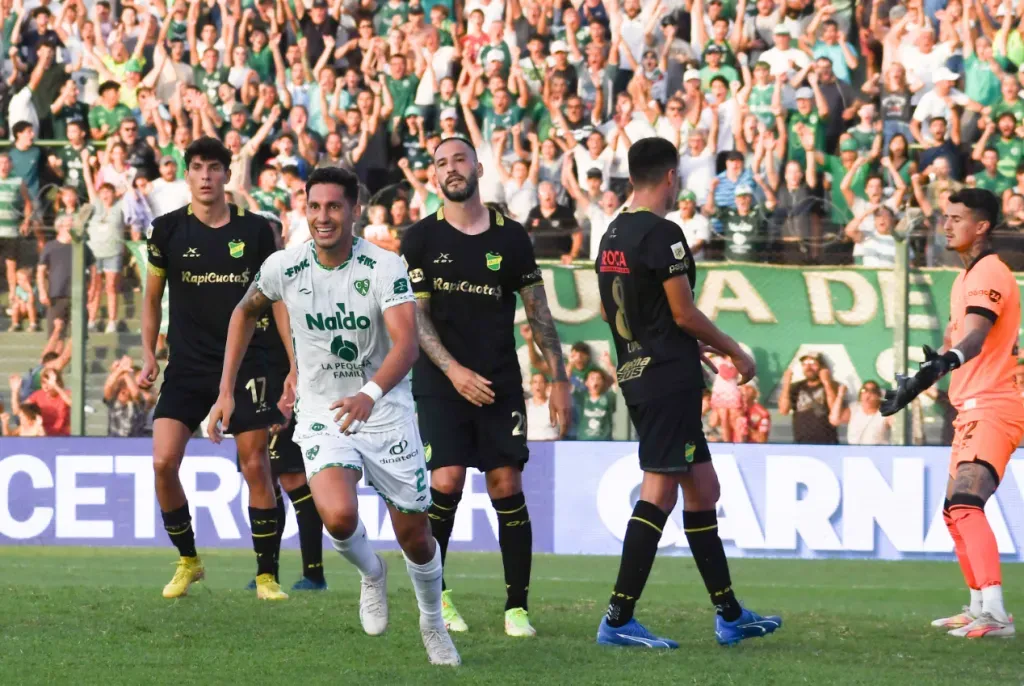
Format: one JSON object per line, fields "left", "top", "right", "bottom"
{"left": 882, "top": 189, "right": 1023, "bottom": 639}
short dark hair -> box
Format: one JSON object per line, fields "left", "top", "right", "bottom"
{"left": 822, "top": 19, "right": 838, "bottom": 29}
{"left": 98, "top": 80, "right": 120, "bottom": 94}
{"left": 433, "top": 135, "right": 477, "bottom": 162}
{"left": 305, "top": 166, "right": 360, "bottom": 205}
{"left": 184, "top": 136, "right": 232, "bottom": 170}
{"left": 571, "top": 341, "right": 592, "bottom": 354}
{"left": 628, "top": 137, "right": 679, "bottom": 188}
{"left": 11, "top": 121, "right": 33, "bottom": 138}
{"left": 949, "top": 188, "right": 1000, "bottom": 231}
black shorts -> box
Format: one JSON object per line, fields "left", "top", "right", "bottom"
{"left": 628, "top": 388, "right": 712, "bottom": 473}
{"left": 417, "top": 393, "right": 529, "bottom": 473}
{"left": 47, "top": 297, "right": 70, "bottom": 335}
{"left": 268, "top": 419, "right": 304, "bottom": 476}
{"left": 154, "top": 362, "right": 285, "bottom": 435}
{"left": 0, "top": 237, "right": 17, "bottom": 262}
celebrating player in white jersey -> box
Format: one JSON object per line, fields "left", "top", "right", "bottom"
{"left": 208, "top": 167, "right": 460, "bottom": 667}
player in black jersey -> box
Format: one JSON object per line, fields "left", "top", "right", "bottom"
{"left": 402, "top": 136, "right": 572, "bottom": 637}
{"left": 140, "top": 137, "right": 289, "bottom": 601}
{"left": 594, "top": 137, "right": 782, "bottom": 648}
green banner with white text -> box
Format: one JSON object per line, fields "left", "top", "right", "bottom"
{"left": 519, "top": 262, "right": 1024, "bottom": 406}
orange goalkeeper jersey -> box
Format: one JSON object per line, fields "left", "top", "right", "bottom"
{"left": 948, "top": 251, "right": 1024, "bottom": 416}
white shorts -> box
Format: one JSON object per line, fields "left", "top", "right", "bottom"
{"left": 296, "top": 417, "right": 430, "bottom": 513}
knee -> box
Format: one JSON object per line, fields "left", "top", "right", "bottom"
{"left": 430, "top": 467, "right": 466, "bottom": 495}
{"left": 485, "top": 469, "right": 521, "bottom": 500}
{"left": 321, "top": 506, "right": 360, "bottom": 540}
{"left": 396, "top": 517, "right": 433, "bottom": 558}
{"left": 152, "top": 452, "right": 182, "bottom": 478}
{"left": 237, "top": 451, "right": 270, "bottom": 480}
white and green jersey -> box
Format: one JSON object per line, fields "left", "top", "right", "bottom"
{"left": 254, "top": 237, "right": 416, "bottom": 439}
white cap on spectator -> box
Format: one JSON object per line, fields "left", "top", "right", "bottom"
{"left": 773, "top": 24, "right": 791, "bottom": 35}
{"left": 684, "top": 69, "right": 701, "bottom": 82}
{"left": 485, "top": 50, "right": 504, "bottom": 64}
{"left": 440, "top": 107, "right": 458, "bottom": 121}
{"left": 551, "top": 40, "right": 568, "bottom": 54}
{"left": 795, "top": 86, "right": 814, "bottom": 99}
{"left": 934, "top": 67, "right": 959, "bottom": 82}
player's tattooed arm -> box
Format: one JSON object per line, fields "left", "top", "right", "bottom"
{"left": 238, "top": 281, "right": 275, "bottom": 318}
{"left": 414, "top": 297, "right": 457, "bottom": 373}
{"left": 521, "top": 283, "right": 568, "bottom": 382}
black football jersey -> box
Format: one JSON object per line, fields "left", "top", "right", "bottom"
{"left": 401, "top": 208, "right": 542, "bottom": 400}
{"left": 147, "top": 204, "right": 279, "bottom": 377}
{"left": 596, "top": 209, "right": 703, "bottom": 404}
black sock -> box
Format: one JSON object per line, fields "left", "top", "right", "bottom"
{"left": 270, "top": 485, "right": 286, "bottom": 582}
{"left": 162, "top": 503, "right": 197, "bottom": 558}
{"left": 684, "top": 509, "right": 741, "bottom": 621}
{"left": 249, "top": 507, "right": 279, "bottom": 577}
{"left": 287, "top": 484, "right": 325, "bottom": 583}
{"left": 427, "top": 488, "right": 461, "bottom": 591}
{"left": 492, "top": 492, "right": 532, "bottom": 611}
{"left": 606, "top": 500, "right": 667, "bottom": 628}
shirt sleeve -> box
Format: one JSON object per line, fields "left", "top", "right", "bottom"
{"left": 146, "top": 214, "right": 169, "bottom": 277}
{"left": 641, "top": 218, "right": 692, "bottom": 282}
{"left": 399, "top": 221, "right": 430, "bottom": 299}
{"left": 253, "top": 250, "right": 284, "bottom": 302}
{"left": 962, "top": 258, "right": 1013, "bottom": 322}
{"left": 375, "top": 249, "right": 417, "bottom": 311}
{"left": 506, "top": 215, "right": 543, "bottom": 290}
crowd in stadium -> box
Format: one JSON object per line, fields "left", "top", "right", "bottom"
{"left": 1, "top": 0, "right": 1021, "bottom": 442}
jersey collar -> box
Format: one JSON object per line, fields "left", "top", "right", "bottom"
{"left": 966, "top": 248, "right": 996, "bottom": 273}
{"left": 436, "top": 207, "right": 505, "bottom": 226}
{"left": 311, "top": 237, "right": 359, "bottom": 271}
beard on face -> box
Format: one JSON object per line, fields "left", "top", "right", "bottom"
{"left": 439, "top": 169, "right": 479, "bottom": 202}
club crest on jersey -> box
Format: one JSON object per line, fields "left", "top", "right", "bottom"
{"left": 354, "top": 278, "right": 370, "bottom": 296}
{"left": 486, "top": 252, "right": 502, "bottom": 271}
{"left": 228, "top": 240, "right": 245, "bottom": 259}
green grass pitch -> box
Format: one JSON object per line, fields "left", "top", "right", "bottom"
{"left": 1, "top": 547, "right": 1022, "bottom": 686}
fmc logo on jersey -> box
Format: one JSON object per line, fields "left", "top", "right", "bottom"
{"left": 305, "top": 303, "right": 371, "bottom": 332}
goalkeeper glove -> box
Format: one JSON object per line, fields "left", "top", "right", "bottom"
{"left": 880, "top": 345, "right": 963, "bottom": 417}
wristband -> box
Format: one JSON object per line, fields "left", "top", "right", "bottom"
{"left": 359, "top": 381, "right": 383, "bottom": 403}
{"left": 946, "top": 348, "right": 965, "bottom": 369}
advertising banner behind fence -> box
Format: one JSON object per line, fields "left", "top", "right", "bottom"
{"left": 3, "top": 439, "right": 1022, "bottom": 562}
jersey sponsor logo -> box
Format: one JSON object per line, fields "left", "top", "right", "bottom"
{"left": 616, "top": 356, "right": 651, "bottom": 384}
{"left": 329, "top": 336, "right": 359, "bottom": 361}
{"left": 433, "top": 253, "right": 454, "bottom": 264}
{"left": 670, "top": 242, "right": 686, "bottom": 260}
{"left": 432, "top": 277, "right": 503, "bottom": 299}
{"left": 228, "top": 240, "right": 245, "bottom": 258}
{"left": 147, "top": 244, "right": 161, "bottom": 258}
{"left": 523, "top": 268, "right": 542, "bottom": 284}
{"left": 183, "top": 247, "right": 200, "bottom": 258}
{"left": 310, "top": 422, "right": 326, "bottom": 431}
{"left": 967, "top": 288, "right": 1002, "bottom": 304}
{"left": 486, "top": 252, "right": 502, "bottom": 271}
{"left": 357, "top": 255, "right": 376, "bottom": 269}
{"left": 354, "top": 278, "right": 370, "bottom": 296}
{"left": 181, "top": 268, "right": 251, "bottom": 285}
{"left": 393, "top": 278, "right": 409, "bottom": 294}
{"left": 599, "top": 249, "right": 630, "bottom": 274}
{"left": 669, "top": 262, "right": 687, "bottom": 274}
{"left": 409, "top": 268, "right": 425, "bottom": 283}
{"left": 285, "top": 258, "right": 309, "bottom": 278}
{"left": 305, "top": 445, "right": 320, "bottom": 460}
{"left": 305, "top": 303, "right": 371, "bottom": 332}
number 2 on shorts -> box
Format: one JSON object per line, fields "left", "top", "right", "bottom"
{"left": 511, "top": 411, "right": 525, "bottom": 437}
{"left": 415, "top": 468, "right": 426, "bottom": 492}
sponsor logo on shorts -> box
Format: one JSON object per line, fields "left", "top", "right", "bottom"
{"left": 424, "top": 442, "right": 432, "bottom": 463}
{"left": 409, "top": 268, "right": 424, "bottom": 283}
{"left": 311, "top": 422, "right": 326, "bottom": 432}
{"left": 305, "top": 445, "right": 320, "bottom": 460}
{"left": 486, "top": 252, "right": 502, "bottom": 271}
{"left": 181, "top": 269, "right": 251, "bottom": 286}
{"left": 330, "top": 336, "right": 359, "bottom": 362}
{"left": 228, "top": 240, "right": 245, "bottom": 259}
{"left": 685, "top": 442, "right": 696, "bottom": 463}
{"left": 390, "top": 440, "right": 409, "bottom": 455}
{"left": 354, "top": 278, "right": 370, "bottom": 296}
{"left": 432, "top": 277, "right": 502, "bottom": 299}
{"left": 357, "top": 255, "right": 376, "bottom": 269}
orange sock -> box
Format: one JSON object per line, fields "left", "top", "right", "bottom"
{"left": 943, "top": 500, "right": 978, "bottom": 590}
{"left": 948, "top": 495, "right": 1002, "bottom": 590}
